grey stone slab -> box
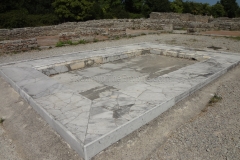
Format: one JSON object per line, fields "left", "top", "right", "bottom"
{"left": 51, "top": 72, "right": 83, "bottom": 84}
{"left": 75, "top": 67, "right": 111, "bottom": 78}
{"left": 68, "top": 79, "right": 104, "bottom": 93}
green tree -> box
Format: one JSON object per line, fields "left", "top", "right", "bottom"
{"left": 88, "top": 1, "right": 104, "bottom": 19}
{"left": 94, "top": 0, "right": 125, "bottom": 18}
{"left": 236, "top": 7, "right": 240, "bottom": 17}
{"left": 52, "top": 0, "right": 93, "bottom": 21}
{"left": 124, "top": 0, "right": 144, "bottom": 13}
{"left": 0, "top": 9, "right": 29, "bottom": 28}
{"left": 211, "top": 2, "right": 226, "bottom": 17}
{"left": 0, "top": 0, "right": 25, "bottom": 13}
{"left": 146, "top": 0, "right": 170, "bottom": 12}
{"left": 23, "top": 0, "right": 55, "bottom": 14}
{"left": 220, "top": 0, "right": 238, "bottom": 17}
{"left": 170, "top": 0, "right": 183, "bottom": 13}
{"left": 183, "top": 1, "right": 211, "bottom": 15}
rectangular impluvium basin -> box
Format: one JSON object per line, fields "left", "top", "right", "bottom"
{"left": 1, "top": 42, "right": 240, "bottom": 159}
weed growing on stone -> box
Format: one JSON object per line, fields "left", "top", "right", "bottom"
{"left": 209, "top": 94, "right": 222, "bottom": 106}
{"left": 56, "top": 41, "right": 64, "bottom": 47}
{"left": 65, "top": 40, "right": 73, "bottom": 45}
{"left": 56, "top": 39, "right": 92, "bottom": 47}
{"left": 0, "top": 118, "right": 4, "bottom": 124}
{"left": 114, "top": 36, "right": 120, "bottom": 40}
{"left": 93, "top": 38, "right": 99, "bottom": 43}
{"left": 78, "top": 39, "right": 87, "bottom": 44}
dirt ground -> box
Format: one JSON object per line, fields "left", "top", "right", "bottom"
{"left": 200, "top": 30, "right": 240, "bottom": 37}
{"left": 37, "top": 35, "right": 59, "bottom": 47}
{"left": 0, "top": 33, "right": 240, "bottom": 160}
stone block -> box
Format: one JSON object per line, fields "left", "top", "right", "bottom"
{"left": 91, "top": 57, "right": 103, "bottom": 64}
{"left": 70, "top": 61, "right": 85, "bottom": 70}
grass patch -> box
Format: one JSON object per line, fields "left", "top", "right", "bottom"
{"left": 93, "top": 38, "right": 99, "bottom": 43}
{"left": 227, "top": 36, "right": 240, "bottom": 41}
{"left": 56, "top": 39, "right": 89, "bottom": 47}
{"left": 114, "top": 36, "right": 120, "bottom": 40}
{"left": 209, "top": 94, "right": 222, "bottom": 106}
{"left": 0, "top": 118, "right": 4, "bottom": 124}
{"left": 56, "top": 41, "right": 64, "bottom": 47}
{"left": 78, "top": 39, "right": 87, "bottom": 44}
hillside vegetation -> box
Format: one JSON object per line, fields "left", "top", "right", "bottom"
{"left": 0, "top": 0, "right": 240, "bottom": 28}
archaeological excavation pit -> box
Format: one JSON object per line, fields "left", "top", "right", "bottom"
{"left": 1, "top": 42, "right": 240, "bottom": 159}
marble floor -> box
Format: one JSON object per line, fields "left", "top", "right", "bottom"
{"left": 1, "top": 42, "right": 240, "bottom": 159}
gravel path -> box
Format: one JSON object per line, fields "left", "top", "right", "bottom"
{"left": 0, "top": 127, "right": 21, "bottom": 160}
{"left": 148, "top": 67, "right": 240, "bottom": 160}
{"left": 0, "top": 34, "right": 240, "bottom": 160}
{"left": 1, "top": 34, "right": 240, "bottom": 64}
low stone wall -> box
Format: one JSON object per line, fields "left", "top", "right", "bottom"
{"left": 59, "top": 27, "right": 127, "bottom": 42}
{"left": 0, "top": 19, "right": 173, "bottom": 41}
{"left": 0, "top": 38, "right": 38, "bottom": 54}
{"left": 0, "top": 12, "right": 240, "bottom": 42}
{"left": 150, "top": 12, "right": 211, "bottom": 23}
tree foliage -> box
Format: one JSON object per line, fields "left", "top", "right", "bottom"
{"left": 220, "top": 0, "right": 239, "bottom": 18}
{"left": 211, "top": 2, "right": 226, "bottom": 18}
{"left": 170, "top": 0, "right": 184, "bottom": 13}
{"left": 0, "top": 0, "right": 240, "bottom": 28}
{"left": 236, "top": 8, "right": 240, "bottom": 17}
{"left": 52, "top": 0, "right": 93, "bottom": 21}
{"left": 146, "top": 0, "right": 170, "bottom": 12}
{"left": 183, "top": 1, "right": 211, "bottom": 15}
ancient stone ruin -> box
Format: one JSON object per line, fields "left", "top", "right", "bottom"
{"left": 0, "top": 12, "right": 239, "bottom": 54}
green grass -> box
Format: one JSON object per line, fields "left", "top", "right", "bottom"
{"left": 227, "top": 36, "right": 240, "bottom": 41}
{"left": 78, "top": 39, "right": 87, "bottom": 44}
{"left": 56, "top": 39, "right": 89, "bottom": 47}
{"left": 56, "top": 41, "right": 64, "bottom": 47}
{"left": 209, "top": 94, "right": 222, "bottom": 105}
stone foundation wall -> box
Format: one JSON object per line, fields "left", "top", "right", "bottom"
{"left": 0, "top": 19, "right": 173, "bottom": 41}
{"left": 150, "top": 12, "right": 240, "bottom": 31}
{"left": 0, "top": 13, "right": 239, "bottom": 41}
{"left": 0, "top": 38, "right": 38, "bottom": 53}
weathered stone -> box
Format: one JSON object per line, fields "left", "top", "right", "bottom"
{"left": 91, "top": 57, "right": 103, "bottom": 64}
{"left": 0, "top": 38, "right": 37, "bottom": 53}
{"left": 70, "top": 61, "right": 85, "bottom": 70}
